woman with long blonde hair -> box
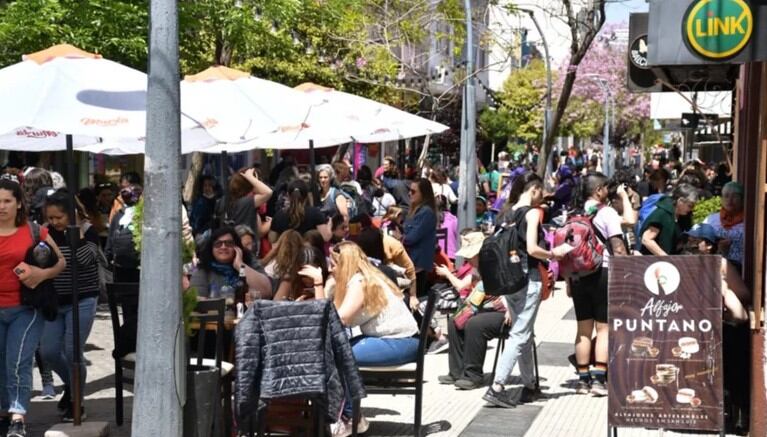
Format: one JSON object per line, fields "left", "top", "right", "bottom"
{"left": 329, "top": 241, "right": 418, "bottom": 435}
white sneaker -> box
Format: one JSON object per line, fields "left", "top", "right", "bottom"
{"left": 331, "top": 416, "right": 369, "bottom": 436}
{"left": 330, "top": 418, "right": 352, "bottom": 437}
{"left": 427, "top": 337, "right": 449, "bottom": 354}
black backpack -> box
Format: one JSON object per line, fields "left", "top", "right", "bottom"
{"left": 478, "top": 207, "right": 530, "bottom": 296}
{"left": 20, "top": 223, "right": 59, "bottom": 321}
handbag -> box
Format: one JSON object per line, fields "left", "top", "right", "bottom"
{"left": 20, "top": 223, "right": 59, "bottom": 321}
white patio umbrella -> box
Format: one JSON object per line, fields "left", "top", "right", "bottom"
{"left": 201, "top": 82, "right": 449, "bottom": 152}
{"left": 0, "top": 44, "right": 214, "bottom": 426}
{"left": 0, "top": 44, "right": 217, "bottom": 153}
{"left": 181, "top": 65, "right": 321, "bottom": 145}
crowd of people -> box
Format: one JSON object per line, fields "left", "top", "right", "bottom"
{"left": 0, "top": 143, "right": 753, "bottom": 436}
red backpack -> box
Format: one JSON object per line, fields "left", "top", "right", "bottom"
{"left": 553, "top": 209, "right": 606, "bottom": 280}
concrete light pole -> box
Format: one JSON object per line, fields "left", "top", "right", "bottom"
{"left": 133, "top": 0, "right": 185, "bottom": 436}
{"left": 584, "top": 74, "right": 612, "bottom": 177}
{"left": 519, "top": 8, "right": 553, "bottom": 178}
{"left": 457, "top": 0, "right": 477, "bottom": 239}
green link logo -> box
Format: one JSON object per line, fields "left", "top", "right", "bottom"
{"left": 684, "top": 0, "right": 753, "bottom": 60}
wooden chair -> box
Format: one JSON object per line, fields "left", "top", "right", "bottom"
{"left": 106, "top": 282, "right": 140, "bottom": 427}
{"left": 352, "top": 287, "right": 439, "bottom": 437}
{"left": 189, "top": 298, "right": 234, "bottom": 437}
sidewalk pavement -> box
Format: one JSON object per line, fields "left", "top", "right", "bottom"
{"left": 25, "top": 293, "right": 737, "bottom": 437}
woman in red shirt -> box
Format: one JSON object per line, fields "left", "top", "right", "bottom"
{"left": 0, "top": 178, "right": 65, "bottom": 437}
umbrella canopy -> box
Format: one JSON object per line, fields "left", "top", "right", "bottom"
{"left": 181, "top": 66, "right": 316, "bottom": 145}
{"left": 202, "top": 82, "right": 449, "bottom": 152}
{"left": 0, "top": 44, "right": 216, "bottom": 154}
{"left": 293, "top": 82, "right": 449, "bottom": 144}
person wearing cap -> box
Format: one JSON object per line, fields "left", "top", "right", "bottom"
{"left": 438, "top": 231, "right": 508, "bottom": 391}
{"left": 703, "top": 181, "right": 744, "bottom": 271}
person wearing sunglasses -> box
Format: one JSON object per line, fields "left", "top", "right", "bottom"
{"left": 189, "top": 227, "right": 271, "bottom": 301}
{"left": 402, "top": 178, "right": 437, "bottom": 301}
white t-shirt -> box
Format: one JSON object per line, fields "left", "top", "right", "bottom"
{"left": 431, "top": 182, "right": 457, "bottom": 204}
{"left": 372, "top": 193, "right": 396, "bottom": 217}
{"left": 347, "top": 273, "right": 418, "bottom": 338}
{"left": 586, "top": 200, "right": 623, "bottom": 267}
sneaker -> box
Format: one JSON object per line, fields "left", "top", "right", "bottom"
{"left": 330, "top": 418, "right": 352, "bottom": 437}
{"left": 62, "top": 407, "right": 87, "bottom": 423}
{"left": 427, "top": 336, "right": 449, "bottom": 354}
{"left": 482, "top": 386, "right": 516, "bottom": 408}
{"left": 352, "top": 415, "right": 370, "bottom": 434}
{"left": 6, "top": 419, "right": 26, "bottom": 437}
{"left": 41, "top": 383, "right": 56, "bottom": 400}
{"left": 590, "top": 380, "right": 608, "bottom": 397}
{"left": 574, "top": 380, "right": 591, "bottom": 395}
{"left": 454, "top": 378, "right": 482, "bottom": 390}
{"left": 437, "top": 374, "right": 456, "bottom": 385}
{"left": 57, "top": 388, "right": 70, "bottom": 413}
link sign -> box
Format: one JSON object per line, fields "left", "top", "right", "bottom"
{"left": 684, "top": 0, "right": 754, "bottom": 60}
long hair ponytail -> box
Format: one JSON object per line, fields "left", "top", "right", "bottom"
{"left": 287, "top": 180, "right": 309, "bottom": 229}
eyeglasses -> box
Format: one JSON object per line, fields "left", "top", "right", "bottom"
{"left": 213, "top": 240, "right": 236, "bottom": 249}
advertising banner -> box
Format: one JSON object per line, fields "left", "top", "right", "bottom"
{"left": 608, "top": 256, "right": 723, "bottom": 431}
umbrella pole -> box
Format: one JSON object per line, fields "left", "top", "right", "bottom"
{"left": 220, "top": 150, "right": 228, "bottom": 188}
{"left": 309, "top": 140, "right": 319, "bottom": 206}
{"left": 66, "top": 134, "right": 83, "bottom": 426}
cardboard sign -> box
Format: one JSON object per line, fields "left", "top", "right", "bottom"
{"left": 608, "top": 256, "right": 723, "bottom": 431}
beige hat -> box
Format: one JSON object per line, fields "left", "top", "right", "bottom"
{"left": 455, "top": 231, "right": 486, "bottom": 259}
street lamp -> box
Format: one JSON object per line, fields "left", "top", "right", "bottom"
{"left": 583, "top": 74, "right": 613, "bottom": 177}
{"left": 517, "top": 8, "right": 553, "bottom": 178}
{"left": 457, "top": 0, "right": 477, "bottom": 240}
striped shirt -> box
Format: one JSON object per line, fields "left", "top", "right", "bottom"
{"left": 47, "top": 226, "right": 101, "bottom": 306}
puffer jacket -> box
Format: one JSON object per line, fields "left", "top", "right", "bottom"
{"left": 234, "top": 299, "right": 366, "bottom": 423}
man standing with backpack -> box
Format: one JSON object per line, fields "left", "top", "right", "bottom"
{"left": 563, "top": 173, "right": 628, "bottom": 397}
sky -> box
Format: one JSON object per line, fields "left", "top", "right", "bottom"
{"left": 605, "top": 0, "right": 649, "bottom": 24}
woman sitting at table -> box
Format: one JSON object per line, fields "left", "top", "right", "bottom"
{"left": 261, "top": 229, "right": 304, "bottom": 293}
{"left": 189, "top": 227, "right": 272, "bottom": 300}
{"left": 273, "top": 246, "right": 328, "bottom": 301}
{"left": 328, "top": 241, "right": 419, "bottom": 435}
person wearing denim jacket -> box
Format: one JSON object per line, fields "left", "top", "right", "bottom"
{"left": 402, "top": 179, "right": 437, "bottom": 298}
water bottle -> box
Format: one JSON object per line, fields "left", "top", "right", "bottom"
{"left": 33, "top": 242, "right": 51, "bottom": 266}
{"left": 220, "top": 285, "right": 236, "bottom": 306}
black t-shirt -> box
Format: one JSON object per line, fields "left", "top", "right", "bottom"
{"left": 496, "top": 206, "right": 545, "bottom": 280}
{"left": 271, "top": 206, "right": 327, "bottom": 235}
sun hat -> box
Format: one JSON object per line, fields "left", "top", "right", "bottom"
{"left": 684, "top": 223, "right": 719, "bottom": 244}
{"left": 455, "top": 231, "right": 486, "bottom": 259}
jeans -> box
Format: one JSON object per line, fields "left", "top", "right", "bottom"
{"left": 342, "top": 335, "right": 419, "bottom": 418}
{"left": 39, "top": 297, "right": 98, "bottom": 401}
{"left": 493, "top": 280, "right": 542, "bottom": 388}
{"left": 0, "top": 306, "right": 44, "bottom": 415}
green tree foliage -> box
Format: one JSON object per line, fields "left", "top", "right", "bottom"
{"left": 478, "top": 59, "right": 548, "bottom": 149}
{"left": 0, "top": 0, "right": 464, "bottom": 106}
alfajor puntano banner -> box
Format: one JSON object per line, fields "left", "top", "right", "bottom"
{"left": 608, "top": 256, "right": 723, "bottom": 431}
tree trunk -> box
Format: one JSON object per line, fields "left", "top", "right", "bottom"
{"left": 538, "top": 68, "right": 577, "bottom": 176}
{"left": 182, "top": 151, "right": 205, "bottom": 205}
